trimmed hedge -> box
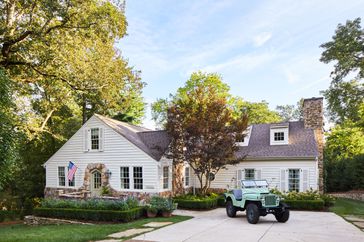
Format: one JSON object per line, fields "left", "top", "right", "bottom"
{"left": 33, "top": 207, "right": 144, "bottom": 222}
{"left": 0, "top": 210, "right": 20, "bottom": 222}
{"left": 284, "top": 199, "right": 324, "bottom": 211}
{"left": 173, "top": 197, "right": 218, "bottom": 210}
{"left": 217, "top": 195, "right": 226, "bottom": 207}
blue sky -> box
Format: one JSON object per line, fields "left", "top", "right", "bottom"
{"left": 117, "top": 0, "right": 364, "bottom": 129}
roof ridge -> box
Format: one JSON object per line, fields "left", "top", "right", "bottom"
{"left": 94, "top": 113, "right": 152, "bottom": 131}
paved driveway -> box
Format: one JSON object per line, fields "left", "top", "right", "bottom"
{"left": 134, "top": 208, "right": 364, "bottom": 242}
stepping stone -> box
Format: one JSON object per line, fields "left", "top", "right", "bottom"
{"left": 352, "top": 222, "right": 364, "bottom": 229}
{"left": 108, "top": 228, "right": 154, "bottom": 238}
{"left": 143, "top": 222, "right": 173, "bottom": 228}
{"left": 344, "top": 215, "right": 364, "bottom": 222}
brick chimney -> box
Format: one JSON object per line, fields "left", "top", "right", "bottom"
{"left": 303, "top": 97, "right": 324, "bottom": 192}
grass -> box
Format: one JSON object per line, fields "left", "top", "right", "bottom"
{"left": 329, "top": 198, "right": 364, "bottom": 217}
{"left": 0, "top": 215, "right": 192, "bottom": 242}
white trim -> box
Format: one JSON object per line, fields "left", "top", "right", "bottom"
{"left": 270, "top": 127, "right": 289, "bottom": 145}
{"left": 237, "top": 126, "right": 252, "bottom": 146}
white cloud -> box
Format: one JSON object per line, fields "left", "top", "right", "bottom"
{"left": 253, "top": 32, "right": 272, "bottom": 47}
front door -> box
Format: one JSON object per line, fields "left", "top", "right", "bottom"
{"left": 90, "top": 170, "right": 102, "bottom": 196}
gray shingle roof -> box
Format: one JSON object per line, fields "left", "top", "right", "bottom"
{"left": 95, "top": 114, "right": 318, "bottom": 161}
{"left": 236, "top": 121, "right": 318, "bottom": 159}
{"left": 95, "top": 114, "right": 170, "bottom": 161}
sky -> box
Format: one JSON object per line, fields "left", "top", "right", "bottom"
{"left": 117, "top": 0, "right": 364, "bottom": 129}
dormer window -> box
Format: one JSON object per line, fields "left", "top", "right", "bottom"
{"left": 237, "top": 126, "right": 252, "bottom": 146}
{"left": 274, "top": 132, "right": 285, "bottom": 141}
{"left": 83, "top": 127, "right": 104, "bottom": 152}
{"left": 270, "top": 124, "right": 289, "bottom": 145}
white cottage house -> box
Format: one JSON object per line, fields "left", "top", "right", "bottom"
{"left": 44, "top": 97, "right": 324, "bottom": 198}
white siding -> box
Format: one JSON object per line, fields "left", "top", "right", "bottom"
{"left": 45, "top": 116, "right": 168, "bottom": 193}
{"left": 192, "top": 160, "right": 318, "bottom": 192}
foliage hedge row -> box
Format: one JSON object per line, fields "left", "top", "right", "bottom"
{"left": 284, "top": 199, "right": 325, "bottom": 211}
{"left": 0, "top": 210, "right": 20, "bottom": 222}
{"left": 173, "top": 194, "right": 219, "bottom": 210}
{"left": 40, "top": 198, "right": 139, "bottom": 211}
{"left": 33, "top": 207, "right": 144, "bottom": 222}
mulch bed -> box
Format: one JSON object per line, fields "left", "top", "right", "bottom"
{"left": 0, "top": 220, "right": 23, "bottom": 226}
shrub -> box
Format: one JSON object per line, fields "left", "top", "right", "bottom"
{"left": 0, "top": 210, "right": 20, "bottom": 222}
{"left": 217, "top": 195, "right": 225, "bottom": 207}
{"left": 149, "top": 196, "right": 176, "bottom": 213}
{"left": 40, "top": 198, "right": 138, "bottom": 211}
{"left": 33, "top": 207, "right": 144, "bottom": 222}
{"left": 173, "top": 194, "right": 218, "bottom": 210}
{"left": 284, "top": 199, "right": 324, "bottom": 211}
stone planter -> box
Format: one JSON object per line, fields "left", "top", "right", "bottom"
{"left": 147, "top": 210, "right": 157, "bottom": 218}
{"left": 161, "top": 211, "right": 172, "bottom": 217}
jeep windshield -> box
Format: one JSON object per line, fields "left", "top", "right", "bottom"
{"left": 241, "top": 180, "right": 268, "bottom": 188}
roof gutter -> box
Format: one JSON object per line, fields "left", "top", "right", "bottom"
{"left": 243, "top": 156, "right": 317, "bottom": 161}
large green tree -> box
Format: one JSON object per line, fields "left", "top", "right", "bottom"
{"left": 166, "top": 72, "right": 248, "bottom": 195}
{"left": 276, "top": 99, "right": 303, "bottom": 122}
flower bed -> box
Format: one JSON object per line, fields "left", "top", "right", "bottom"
{"left": 33, "top": 207, "right": 144, "bottom": 222}
{"left": 173, "top": 194, "right": 219, "bottom": 210}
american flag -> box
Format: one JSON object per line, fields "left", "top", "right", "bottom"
{"left": 68, "top": 161, "right": 78, "bottom": 181}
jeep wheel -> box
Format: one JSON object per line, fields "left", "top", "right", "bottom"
{"left": 246, "top": 203, "right": 259, "bottom": 224}
{"left": 275, "top": 209, "right": 290, "bottom": 223}
{"left": 226, "top": 200, "right": 237, "bottom": 217}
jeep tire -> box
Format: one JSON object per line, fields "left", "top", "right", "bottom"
{"left": 275, "top": 209, "right": 290, "bottom": 223}
{"left": 246, "top": 203, "right": 259, "bottom": 224}
{"left": 226, "top": 200, "right": 237, "bottom": 217}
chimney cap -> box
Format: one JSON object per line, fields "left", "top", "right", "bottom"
{"left": 303, "top": 97, "right": 323, "bottom": 102}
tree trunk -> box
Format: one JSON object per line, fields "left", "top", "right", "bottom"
{"left": 82, "top": 95, "right": 87, "bottom": 124}
{"left": 172, "top": 161, "right": 184, "bottom": 196}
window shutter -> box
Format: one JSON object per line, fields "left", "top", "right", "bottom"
{"left": 83, "top": 129, "right": 89, "bottom": 152}
{"left": 280, "top": 169, "right": 286, "bottom": 192}
{"left": 302, "top": 169, "right": 308, "bottom": 192}
{"left": 255, "top": 169, "right": 261, "bottom": 179}
{"left": 99, "top": 127, "right": 104, "bottom": 151}
{"left": 236, "top": 169, "right": 242, "bottom": 188}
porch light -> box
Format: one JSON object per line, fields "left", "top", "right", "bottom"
{"left": 105, "top": 169, "right": 112, "bottom": 178}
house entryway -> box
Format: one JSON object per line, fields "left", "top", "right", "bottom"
{"left": 90, "top": 170, "right": 102, "bottom": 196}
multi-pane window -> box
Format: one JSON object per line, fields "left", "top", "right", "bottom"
{"left": 93, "top": 171, "right": 102, "bottom": 189}
{"left": 58, "top": 167, "right": 65, "bottom": 186}
{"left": 133, "top": 167, "right": 143, "bottom": 190}
{"left": 288, "top": 169, "right": 300, "bottom": 192}
{"left": 245, "top": 169, "right": 255, "bottom": 180}
{"left": 185, "top": 167, "right": 190, "bottom": 187}
{"left": 91, "top": 128, "right": 100, "bottom": 150}
{"left": 274, "top": 132, "right": 285, "bottom": 141}
{"left": 163, "top": 166, "right": 169, "bottom": 189}
{"left": 120, "top": 167, "right": 130, "bottom": 189}
{"left": 68, "top": 177, "right": 75, "bottom": 187}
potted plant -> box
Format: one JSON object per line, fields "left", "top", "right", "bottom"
{"left": 161, "top": 200, "right": 177, "bottom": 217}
{"left": 146, "top": 205, "right": 158, "bottom": 218}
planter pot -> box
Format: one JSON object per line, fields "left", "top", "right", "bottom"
{"left": 162, "top": 211, "right": 172, "bottom": 217}
{"left": 147, "top": 211, "right": 157, "bottom": 218}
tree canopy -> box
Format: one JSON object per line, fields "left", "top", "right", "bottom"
{"left": 166, "top": 72, "right": 248, "bottom": 195}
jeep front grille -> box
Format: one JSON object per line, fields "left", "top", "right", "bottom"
{"left": 264, "top": 195, "right": 276, "bottom": 206}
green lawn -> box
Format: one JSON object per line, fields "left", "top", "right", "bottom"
{"left": 0, "top": 215, "right": 192, "bottom": 242}
{"left": 329, "top": 198, "right": 364, "bottom": 217}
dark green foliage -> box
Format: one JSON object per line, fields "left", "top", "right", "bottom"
{"left": 217, "top": 195, "right": 226, "bottom": 207}
{"left": 173, "top": 194, "right": 219, "bottom": 210}
{"left": 149, "top": 196, "right": 176, "bottom": 212}
{"left": 33, "top": 207, "right": 144, "bottom": 222}
{"left": 284, "top": 200, "right": 325, "bottom": 211}
{"left": 41, "top": 198, "right": 139, "bottom": 211}
{"left": 325, "top": 154, "right": 364, "bottom": 192}
{"left": 0, "top": 210, "right": 21, "bottom": 222}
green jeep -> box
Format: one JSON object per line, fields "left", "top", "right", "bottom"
{"left": 224, "top": 179, "right": 289, "bottom": 224}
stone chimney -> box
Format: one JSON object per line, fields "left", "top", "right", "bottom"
{"left": 303, "top": 97, "right": 324, "bottom": 193}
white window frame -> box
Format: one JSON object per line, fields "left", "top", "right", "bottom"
{"left": 120, "top": 167, "right": 130, "bottom": 189}
{"left": 163, "top": 166, "right": 169, "bottom": 189}
{"left": 288, "top": 169, "right": 300, "bottom": 192}
{"left": 133, "top": 166, "right": 143, "bottom": 190}
{"left": 244, "top": 168, "right": 255, "bottom": 180}
{"left": 184, "top": 166, "right": 190, "bottom": 187}
{"left": 270, "top": 126, "right": 289, "bottom": 145}
{"left": 90, "top": 127, "right": 100, "bottom": 150}
{"left": 58, "top": 166, "right": 66, "bottom": 187}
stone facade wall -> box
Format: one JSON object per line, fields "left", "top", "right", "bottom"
{"left": 303, "top": 97, "right": 324, "bottom": 192}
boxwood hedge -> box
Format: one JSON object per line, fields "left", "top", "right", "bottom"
{"left": 0, "top": 210, "right": 20, "bottom": 222}
{"left": 173, "top": 196, "right": 218, "bottom": 210}
{"left": 33, "top": 207, "right": 144, "bottom": 222}
{"left": 284, "top": 199, "right": 324, "bottom": 211}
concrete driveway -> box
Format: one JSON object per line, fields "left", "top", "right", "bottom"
{"left": 134, "top": 208, "right": 364, "bottom": 242}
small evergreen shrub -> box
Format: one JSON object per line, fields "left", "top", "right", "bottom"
{"left": 284, "top": 200, "right": 324, "bottom": 210}
{"left": 33, "top": 207, "right": 144, "bottom": 222}
{"left": 173, "top": 194, "right": 218, "bottom": 210}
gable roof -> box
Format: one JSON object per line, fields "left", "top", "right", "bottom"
{"left": 236, "top": 121, "right": 318, "bottom": 159}
{"left": 94, "top": 114, "right": 170, "bottom": 161}
{"left": 95, "top": 114, "right": 318, "bottom": 161}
